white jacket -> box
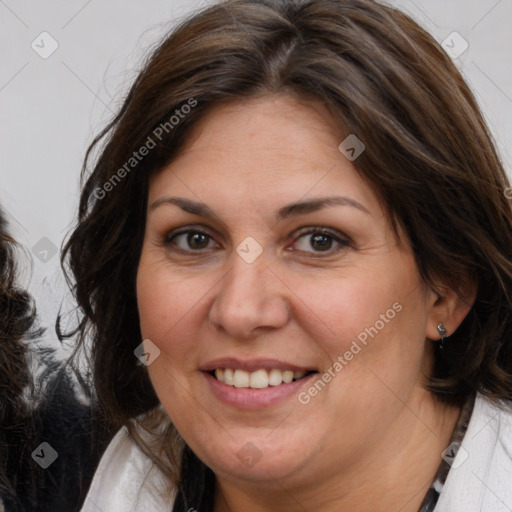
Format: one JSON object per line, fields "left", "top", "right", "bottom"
{"left": 80, "top": 392, "right": 512, "bottom": 511}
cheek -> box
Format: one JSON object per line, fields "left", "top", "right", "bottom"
{"left": 136, "top": 260, "right": 210, "bottom": 370}
{"left": 137, "top": 260, "right": 181, "bottom": 365}
{"left": 286, "top": 272, "right": 398, "bottom": 346}
{"left": 137, "top": 253, "right": 186, "bottom": 336}
{"left": 136, "top": 266, "right": 200, "bottom": 416}
{"left": 286, "top": 263, "right": 428, "bottom": 364}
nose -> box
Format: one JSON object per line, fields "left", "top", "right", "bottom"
{"left": 208, "top": 253, "right": 291, "bottom": 339}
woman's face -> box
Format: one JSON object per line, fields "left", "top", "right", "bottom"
{"left": 137, "top": 94, "right": 444, "bottom": 486}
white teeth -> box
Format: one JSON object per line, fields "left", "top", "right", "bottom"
{"left": 213, "top": 368, "right": 310, "bottom": 388}
{"left": 249, "top": 369, "right": 268, "bottom": 389}
{"left": 282, "top": 370, "right": 294, "bottom": 383}
{"left": 224, "top": 368, "right": 234, "bottom": 385}
{"left": 233, "top": 369, "right": 250, "bottom": 388}
{"left": 268, "top": 368, "right": 283, "bottom": 386}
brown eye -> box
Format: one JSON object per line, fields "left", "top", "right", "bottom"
{"left": 310, "top": 233, "right": 333, "bottom": 251}
{"left": 292, "top": 228, "right": 350, "bottom": 255}
{"left": 165, "top": 230, "right": 217, "bottom": 251}
{"left": 186, "top": 232, "right": 210, "bottom": 249}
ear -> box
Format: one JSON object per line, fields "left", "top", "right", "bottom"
{"left": 425, "top": 277, "right": 478, "bottom": 341}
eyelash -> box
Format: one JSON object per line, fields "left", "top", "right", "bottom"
{"left": 162, "top": 226, "right": 351, "bottom": 256}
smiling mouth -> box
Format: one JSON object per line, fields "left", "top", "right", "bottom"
{"left": 210, "top": 368, "right": 318, "bottom": 389}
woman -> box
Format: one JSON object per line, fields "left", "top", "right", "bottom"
{"left": 65, "top": 0, "right": 512, "bottom": 510}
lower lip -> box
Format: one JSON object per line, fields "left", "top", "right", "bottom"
{"left": 202, "top": 371, "right": 317, "bottom": 409}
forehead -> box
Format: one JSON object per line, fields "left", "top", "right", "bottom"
{"left": 148, "top": 94, "right": 380, "bottom": 216}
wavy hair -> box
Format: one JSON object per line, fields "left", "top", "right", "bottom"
{"left": 0, "top": 210, "right": 39, "bottom": 507}
{"left": 62, "top": 0, "right": 512, "bottom": 509}
{"left": 0, "top": 212, "right": 107, "bottom": 510}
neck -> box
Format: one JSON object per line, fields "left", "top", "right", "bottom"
{"left": 213, "top": 391, "right": 463, "bottom": 512}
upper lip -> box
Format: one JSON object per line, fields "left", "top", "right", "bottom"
{"left": 200, "top": 357, "right": 317, "bottom": 373}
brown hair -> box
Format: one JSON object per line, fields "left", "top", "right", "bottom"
{"left": 0, "top": 212, "right": 109, "bottom": 509}
{"left": 63, "top": 0, "right": 512, "bottom": 509}
{"left": 0, "top": 210, "right": 39, "bottom": 505}
{"left": 0, "top": 214, "right": 33, "bottom": 415}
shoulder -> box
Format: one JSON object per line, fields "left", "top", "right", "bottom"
{"left": 435, "top": 392, "right": 512, "bottom": 511}
{"left": 80, "top": 422, "right": 176, "bottom": 512}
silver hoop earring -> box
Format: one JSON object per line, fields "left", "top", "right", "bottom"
{"left": 437, "top": 323, "right": 447, "bottom": 349}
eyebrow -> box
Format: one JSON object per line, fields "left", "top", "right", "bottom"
{"left": 149, "top": 195, "right": 370, "bottom": 220}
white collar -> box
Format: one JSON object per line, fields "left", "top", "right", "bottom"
{"left": 435, "top": 392, "right": 512, "bottom": 511}
{"left": 80, "top": 426, "right": 174, "bottom": 511}
{"left": 81, "top": 392, "right": 512, "bottom": 511}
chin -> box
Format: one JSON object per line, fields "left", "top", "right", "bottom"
{"left": 195, "top": 432, "right": 313, "bottom": 484}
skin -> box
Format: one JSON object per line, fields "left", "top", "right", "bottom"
{"left": 136, "top": 94, "right": 475, "bottom": 512}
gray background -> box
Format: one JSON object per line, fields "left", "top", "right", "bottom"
{"left": 1, "top": 0, "right": 511, "bottom": 352}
